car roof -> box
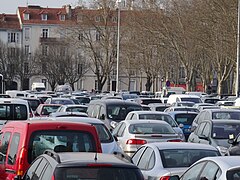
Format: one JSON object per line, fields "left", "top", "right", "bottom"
{"left": 169, "top": 94, "right": 200, "bottom": 98}
{"left": 50, "top": 152, "right": 137, "bottom": 168}
{"left": 60, "top": 104, "right": 88, "bottom": 108}
{"left": 129, "top": 111, "right": 170, "bottom": 115}
{"left": 199, "top": 156, "right": 240, "bottom": 169}
{"left": 0, "top": 98, "right": 29, "bottom": 104}
{"left": 202, "top": 109, "right": 240, "bottom": 113}
{"left": 123, "top": 120, "right": 169, "bottom": 125}
{"left": 89, "top": 99, "right": 140, "bottom": 106}
{"left": 51, "top": 117, "right": 104, "bottom": 124}
{"left": 145, "top": 142, "right": 218, "bottom": 151}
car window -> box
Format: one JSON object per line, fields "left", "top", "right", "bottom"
{"left": 94, "top": 124, "right": 113, "bottom": 143}
{"left": 202, "top": 123, "right": 211, "bottom": 137}
{"left": 41, "top": 164, "right": 53, "bottom": 180}
{"left": 28, "top": 130, "right": 96, "bottom": 163}
{"left": 181, "top": 161, "right": 207, "bottom": 180}
{"left": 0, "top": 132, "right": 11, "bottom": 164}
{"left": 129, "top": 123, "right": 175, "bottom": 134}
{"left": 33, "top": 157, "right": 48, "bottom": 179}
{"left": 25, "top": 158, "right": 42, "bottom": 179}
{"left": 7, "top": 133, "right": 20, "bottom": 165}
{"left": 92, "top": 104, "right": 100, "bottom": 118}
{"left": 138, "top": 147, "right": 154, "bottom": 170}
{"left": 227, "top": 168, "right": 240, "bottom": 180}
{"left": 148, "top": 150, "right": 155, "bottom": 169}
{"left": 112, "top": 122, "right": 123, "bottom": 136}
{"left": 0, "top": 104, "right": 28, "bottom": 120}
{"left": 132, "top": 146, "right": 146, "bottom": 165}
{"left": 132, "top": 113, "right": 138, "bottom": 120}
{"left": 199, "top": 161, "right": 220, "bottom": 180}
{"left": 117, "top": 123, "right": 126, "bottom": 137}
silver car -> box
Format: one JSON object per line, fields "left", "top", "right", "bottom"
{"left": 125, "top": 111, "right": 185, "bottom": 141}
{"left": 112, "top": 120, "right": 181, "bottom": 156}
{"left": 56, "top": 104, "right": 88, "bottom": 113}
{"left": 49, "top": 116, "right": 123, "bottom": 154}
{"left": 169, "top": 156, "right": 240, "bottom": 180}
{"left": 132, "top": 142, "right": 220, "bottom": 180}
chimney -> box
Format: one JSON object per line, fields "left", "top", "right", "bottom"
{"left": 65, "top": 4, "right": 72, "bottom": 18}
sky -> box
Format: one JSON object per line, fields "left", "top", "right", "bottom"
{"left": 0, "top": 0, "right": 80, "bottom": 14}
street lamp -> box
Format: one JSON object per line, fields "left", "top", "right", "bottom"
{"left": 236, "top": 0, "right": 240, "bottom": 97}
{"left": 116, "top": 0, "right": 121, "bottom": 92}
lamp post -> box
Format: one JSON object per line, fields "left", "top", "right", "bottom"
{"left": 236, "top": 0, "right": 240, "bottom": 97}
{"left": 116, "top": 0, "right": 121, "bottom": 92}
{"left": 0, "top": 74, "right": 3, "bottom": 94}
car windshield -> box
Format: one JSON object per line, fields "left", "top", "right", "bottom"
{"left": 212, "top": 112, "right": 240, "bottom": 120}
{"left": 129, "top": 123, "right": 175, "bottom": 134}
{"left": 55, "top": 167, "right": 142, "bottom": 180}
{"left": 76, "top": 98, "right": 90, "bottom": 104}
{"left": 94, "top": 124, "right": 113, "bottom": 143}
{"left": 42, "top": 106, "right": 60, "bottom": 115}
{"left": 0, "top": 104, "right": 27, "bottom": 120}
{"left": 138, "top": 114, "right": 178, "bottom": 127}
{"left": 160, "top": 149, "right": 219, "bottom": 168}
{"left": 227, "top": 168, "right": 240, "bottom": 180}
{"left": 107, "top": 105, "right": 142, "bottom": 121}
{"left": 212, "top": 123, "right": 240, "bottom": 139}
{"left": 26, "top": 100, "right": 40, "bottom": 111}
{"left": 28, "top": 130, "right": 96, "bottom": 163}
{"left": 181, "top": 98, "right": 201, "bottom": 103}
{"left": 66, "top": 107, "right": 88, "bottom": 113}
{"left": 174, "top": 114, "right": 197, "bottom": 125}
{"left": 52, "top": 99, "right": 74, "bottom": 105}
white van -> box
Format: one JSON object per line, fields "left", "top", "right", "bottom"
{"left": 31, "top": 82, "right": 46, "bottom": 91}
{"left": 5, "top": 90, "right": 30, "bottom": 98}
{"left": 167, "top": 94, "right": 202, "bottom": 105}
{"left": 0, "top": 98, "right": 32, "bottom": 129}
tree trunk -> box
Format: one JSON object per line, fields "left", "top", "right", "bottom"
{"left": 145, "top": 75, "right": 152, "bottom": 91}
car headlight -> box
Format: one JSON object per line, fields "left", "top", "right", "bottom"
{"left": 216, "top": 146, "right": 228, "bottom": 155}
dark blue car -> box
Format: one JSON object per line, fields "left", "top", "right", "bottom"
{"left": 168, "top": 111, "right": 198, "bottom": 140}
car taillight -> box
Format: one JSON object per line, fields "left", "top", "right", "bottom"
{"left": 17, "top": 147, "right": 27, "bottom": 176}
{"left": 126, "top": 139, "right": 147, "bottom": 145}
{"left": 167, "top": 139, "right": 182, "bottom": 142}
{"left": 160, "top": 176, "right": 170, "bottom": 180}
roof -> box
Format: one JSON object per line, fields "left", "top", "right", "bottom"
{"left": 51, "top": 117, "right": 104, "bottom": 124}
{"left": 146, "top": 142, "right": 219, "bottom": 151}
{"left": 123, "top": 120, "right": 169, "bottom": 125}
{"left": 90, "top": 99, "right": 141, "bottom": 106}
{"left": 18, "top": 6, "right": 72, "bottom": 25}
{"left": 0, "top": 14, "right": 21, "bottom": 30}
{"left": 129, "top": 111, "right": 170, "bottom": 115}
{"left": 200, "top": 156, "right": 240, "bottom": 169}
{"left": 54, "top": 152, "right": 136, "bottom": 168}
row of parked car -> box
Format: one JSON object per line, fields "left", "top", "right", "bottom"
{"left": 0, "top": 90, "right": 240, "bottom": 180}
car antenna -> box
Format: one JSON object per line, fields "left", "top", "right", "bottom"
{"left": 94, "top": 152, "right": 98, "bottom": 161}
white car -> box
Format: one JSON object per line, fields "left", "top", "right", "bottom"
{"left": 125, "top": 111, "right": 185, "bottom": 141}
{"left": 49, "top": 116, "right": 123, "bottom": 154}
{"left": 132, "top": 142, "right": 220, "bottom": 180}
{"left": 56, "top": 104, "right": 88, "bottom": 113}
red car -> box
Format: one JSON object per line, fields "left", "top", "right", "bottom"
{"left": 0, "top": 120, "right": 102, "bottom": 179}
{"left": 35, "top": 104, "right": 62, "bottom": 116}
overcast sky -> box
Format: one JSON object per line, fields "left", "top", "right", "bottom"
{"left": 0, "top": 0, "right": 80, "bottom": 14}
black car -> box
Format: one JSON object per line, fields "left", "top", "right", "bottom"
{"left": 17, "top": 150, "right": 144, "bottom": 180}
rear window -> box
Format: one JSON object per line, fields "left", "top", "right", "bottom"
{"left": 0, "top": 104, "right": 28, "bottom": 120}
{"left": 160, "top": 149, "right": 219, "bottom": 168}
{"left": 181, "top": 98, "right": 201, "bottom": 103}
{"left": 129, "top": 123, "right": 175, "bottom": 134}
{"left": 28, "top": 130, "right": 96, "bottom": 163}
{"left": 156, "top": 106, "right": 169, "bottom": 112}
{"left": 52, "top": 99, "right": 74, "bottom": 105}
{"left": 94, "top": 124, "right": 113, "bottom": 143}
{"left": 27, "top": 99, "right": 41, "bottom": 111}
{"left": 174, "top": 114, "right": 197, "bottom": 125}
{"left": 141, "top": 99, "right": 162, "bottom": 105}
{"left": 55, "top": 167, "right": 142, "bottom": 180}
{"left": 212, "top": 112, "right": 240, "bottom": 120}
{"left": 227, "top": 168, "right": 240, "bottom": 180}
{"left": 66, "top": 107, "right": 88, "bottom": 113}
{"left": 212, "top": 123, "right": 240, "bottom": 139}
{"left": 139, "top": 114, "right": 178, "bottom": 127}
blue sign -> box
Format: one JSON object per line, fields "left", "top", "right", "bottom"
{"left": 166, "top": 80, "right": 170, "bottom": 87}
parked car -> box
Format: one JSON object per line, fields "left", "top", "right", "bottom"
{"left": 168, "top": 111, "right": 198, "bottom": 140}
{"left": 87, "top": 99, "right": 142, "bottom": 129}
{"left": 34, "top": 104, "right": 61, "bottom": 117}
{"left": 171, "top": 101, "right": 195, "bottom": 107}
{"left": 56, "top": 104, "right": 88, "bottom": 113}
{"left": 45, "top": 97, "right": 75, "bottom": 105}
{"left": 71, "top": 96, "right": 91, "bottom": 105}
{"left": 17, "top": 151, "right": 144, "bottom": 180}
{"left": 50, "top": 116, "right": 123, "bottom": 154}
{"left": 112, "top": 120, "right": 182, "bottom": 156}
{"left": 132, "top": 142, "right": 220, "bottom": 180}
{"left": 148, "top": 103, "right": 171, "bottom": 112}
{"left": 202, "top": 97, "right": 220, "bottom": 104}
{"left": 215, "top": 101, "right": 235, "bottom": 106}
{"left": 0, "top": 120, "right": 102, "bottom": 179}
{"left": 169, "top": 156, "right": 240, "bottom": 180}
{"left": 0, "top": 98, "right": 32, "bottom": 130}
{"left": 188, "top": 120, "right": 240, "bottom": 155}
{"left": 20, "top": 97, "right": 41, "bottom": 112}
{"left": 191, "top": 109, "right": 240, "bottom": 131}
{"left": 167, "top": 94, "right": 202, "bottom": 105}
{"left": 125, "top": 111, "right": 185, "bottom": 141}
{"left": 164, "top": 106, "right": 199, "bottom": 113}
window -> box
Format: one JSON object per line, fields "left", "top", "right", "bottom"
{"left": 96, "top": 31, "right": 101, "bottom": 41}
{"left": 42, "top": 29, "right": 49, "bottom": 38}
{"left": 25, "top": 158, "right": 42, "bottom": 179}
{"left": 59, "top": 14, "right": 65, "bottom": 21}
{"left": 78, "top": 64, "right": 83, "bottom": 74}
{"left": 7, "top": 133, "right": 20, "bottom": 165}
{"left": 117, "top": 123, "right": 126, "bottom": 137}
{"left": 24, "top": 28, "right": 30, "bottom": 40}
{"left": 0, "top": 104, "right": 27, "bottom": 120}
{"left": 78, "top": 33, "right": 84, "bottom": 41}
{"left": 41, "top": 14, "right": 48, "bottom": 21}
{"left": 8, "top": 47, "right": 16, "bottom": 57}
{"left": 0, "top": 132, "right": 11, "bottom": 164}
{"left": 132, "top": 147, "right": 146, "bottom": 165}
{"left": 138, "top": 147, "right": 154, "bottom": 170}
{"left": 24, "top": 45, "right": 30, "bottom": 55}
{"left": 23, "top": 13, "right": 29, "bottom": 20}
{"left": 8, "top": 32, "right": 19, "bottom": 43}
{"left": 199, "top": 161, "right": 220, "bottom": 180}
{"left": 179, "top": 66, "right": 185, "bottom": 79}
{"left": 112, "top": 16, "right": 117, "bottom": 22}
{"left": 181, "top": 162, "right": 207, "bottom": 180}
